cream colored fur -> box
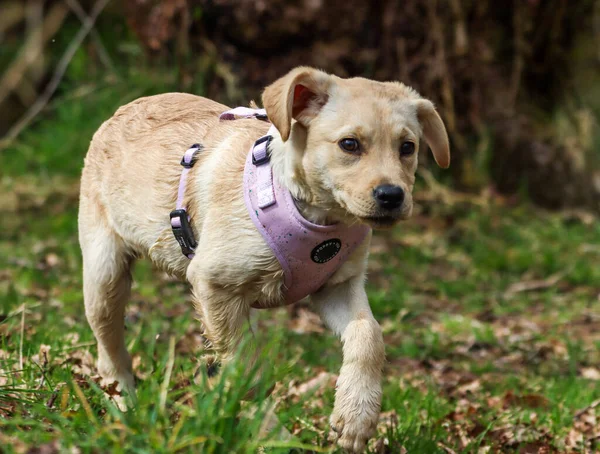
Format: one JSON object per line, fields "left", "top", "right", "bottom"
{"left": 78, "top": 67, "right": 449, "bottom": 452}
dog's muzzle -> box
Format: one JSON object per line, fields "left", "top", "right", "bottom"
{"left": 373, "top": 184, "right": 405, "bottom": 211}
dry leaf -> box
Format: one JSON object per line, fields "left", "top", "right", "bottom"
{"left": 45, "top": 253, "right": 60, "bottom": 268}
{"left": 503, "top": 391, "right": 550, "bottom": 409}
{"left": 565, "top": 428, "right": 584, "bottom": 449}
{"left": 457, "top": 379, "right": 481, "bottom": 395}
{"left": 287, "top": 371, "right": 337, "bottom": 402}
{"left": 581, "top": 367, "right": 600, "bottom": 380}
{"left": 287, "top": 308, "right": 324, "bottom": 334}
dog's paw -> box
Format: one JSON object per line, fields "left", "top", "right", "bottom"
{"left": 98, "top": 374, "right": 137, "bottom": 411}
{"left": 329, "top": 369, "right": 382, "bottom": 452}
{"left": 330, "top": 406, "right": 378, "bottom": 453}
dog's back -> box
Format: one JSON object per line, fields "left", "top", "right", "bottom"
{"left": 80, "top": 93, "right": 266, "bottom": 271}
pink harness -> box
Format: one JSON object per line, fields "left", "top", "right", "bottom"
{"left": 171, "top": 107, "right": 371, "bottom": 305}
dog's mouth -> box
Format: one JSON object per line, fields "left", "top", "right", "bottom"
{"left": 336, "top": 194, "right": 412, "bottom": 228}
{"left": 359, "top": 215, "right": 400, "bottom": 228}
{"left": 357, "top": 206, "right": 413, "bottom": 228}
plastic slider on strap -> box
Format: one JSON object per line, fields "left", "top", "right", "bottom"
{"left": 170, "top": 209, "right": 197, "bottom": 257}
{"left": 180, "top": 143, "right": 201, "bottom": 168}
{"left": 252, "top": 135, "right": 272, "bottom": 166}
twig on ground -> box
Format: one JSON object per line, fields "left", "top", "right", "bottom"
{"left": 72, "top": 380, "right": 98, "bottom": 425}
{"left": 61, "top": 341, "right": 97, "bottom": 351}
{"left": 159, "top": 336, "right": 176, "bottom": 412}
{"left": 504, "top": 271, "right": 565, "bottom": 297}
{"left": 19, "top": 307, "right": 25, "bottom": 371}
{"left": 0, "top": 0, "right": 112, "bottom": 151}
{"left": 437, "top": 442, "right": 458, "bottom": 454}
{"left": 46, "top": 390, "right": 59, "bottom": 409}
{"left": 574, "top": 399, "right": 600, "bottom": 419}
{"left": 34, "top": 349, "right": 50, "bottom": 390}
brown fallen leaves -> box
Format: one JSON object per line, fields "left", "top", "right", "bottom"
{"left": 384, "top": 353, "right": 600, "bottom": 453}
{"left": 369, "top": 410, "right": 406, "bottom": 454}
{"left": 447, "top": 389, "right": 600, "bottom": 453}
{"left": 287, "top": 308, "right": 325, "bottom": 334}
{"left": 286, "top": 371, "right": 337, "bottom": 403}
{"left": 569, "top": 400, "right": 600, "bottom": 452}
{"left": 270, "top": 372, "right": 408, "bottom": 452}
{"left": 274, "top": 299, "right": 600, "bottom": 453}
{"left": 0, "top": 435, "right": 66, "bottom": 454}
{"left": 444, "top": 398, "right": 555, "bottom": 453}
{"left": 0, "top": 328, "right": 128, "bottom": 419}
{"left": 580, "top": 368, "right": 600, "bottom": 381}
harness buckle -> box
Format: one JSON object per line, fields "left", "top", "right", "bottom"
{"left": 180, "top": 144, "right": 202, "bottom": 168}
{"left": 170, "top": 209, "right": 197, "bottom": 257}
{"left": 251, "top": 135, "right": 272, "bottom": 166}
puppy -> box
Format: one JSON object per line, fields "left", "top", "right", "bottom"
{"left": 78, "top": 67, "right": 449, "bottom": 452}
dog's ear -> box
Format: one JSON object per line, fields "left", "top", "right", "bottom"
{"left": 414, "top": 99, "right": 450, "bottom": 168}
{"left": 262, "top": 67, "right": 332, "bottom": 142}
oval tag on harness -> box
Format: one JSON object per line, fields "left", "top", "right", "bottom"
{"left": 311, "top": 239, "right": 342, "bottom": 264}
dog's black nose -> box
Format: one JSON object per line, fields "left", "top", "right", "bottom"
{"left": 373, "top": 184, "right": 404, "bottom": 210}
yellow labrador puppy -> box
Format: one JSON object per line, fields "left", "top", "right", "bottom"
{"left": 79, "top": 67, "right": 449, "bottom": 452}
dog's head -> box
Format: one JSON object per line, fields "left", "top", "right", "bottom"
{"left": 262, "top": 67, "right": 450, "bottom": 228}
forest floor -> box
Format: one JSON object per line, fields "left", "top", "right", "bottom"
{"left": 1, "top": 82, "right": 599, "bottom": 453}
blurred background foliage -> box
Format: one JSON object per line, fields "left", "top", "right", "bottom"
{"left": 1, "top": 3, "right": 600, "bottom": 451}
{"left": 0, "top": 0, "right": 599, "bottom": 209}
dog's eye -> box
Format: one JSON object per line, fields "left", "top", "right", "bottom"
{"left": 400, "top": 141, "right": 415, "bottom": 157}
{"left": 338, "top": 138, "right": 360, "bottom": 154}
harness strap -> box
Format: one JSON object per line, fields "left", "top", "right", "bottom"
{"left": 176, "top": 145, "right": 201, "bottom": 209}
{"left": 219, "top": 107, "right": 268, "bottom": 121}
{"left": 252, "top": 134, "right": 277, "bottom": 209}
{"left": 170, "top": 143, "right": 201, "bottom": 259}
{"left": 171, "top": 108, "right": 274, "bottom": 259}
{"left": 219, "top": 108, "right": 278, "bottom": 209}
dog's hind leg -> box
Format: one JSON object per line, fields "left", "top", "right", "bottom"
{"left": 79, "top": 195, "right": 136, "bottom": 404}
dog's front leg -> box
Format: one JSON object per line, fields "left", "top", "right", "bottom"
{"left": 313, "top": 277, "right": 385, "bottom": 452}
{"left": 191, "top": 278, "right": 250, "bottom": 361}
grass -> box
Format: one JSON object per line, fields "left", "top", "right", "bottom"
{"left": 1, "top": 70, "right": 600, "bottom": 453}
